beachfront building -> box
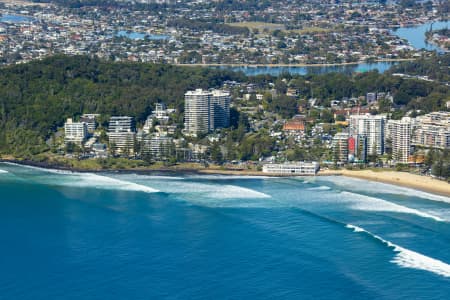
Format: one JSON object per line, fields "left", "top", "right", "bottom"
{"left": 184, "top": 89, "right": 211, "bottom": 136}
{"left": 412, "top": 112, "right": 450, "bottom": 149}
{"left": 108, "top": 116, "right": 135, "bottom": 155}
{"left": 141, "top": 136, "right": 174, "bottom": 160}
{"left": 356, "top": 135, "right": 368, "bottom": 163}
{"left": 389, "top": 118, "right": 412, "bottom": 164}
{"left": 332, "top": 132, "right": 349, "bottom": 163}
{"left": 64, "top": 118, "right": 88, "bottom": 145}
{"left": 347, "top": 135, "right": 368, "bottom": 163}
{"left": 350, "top": 114, "right": 386, "bottom": 156}
{"left": 210, "top": 90, "right": 231, "bottom": 130}
{"left": 262, "top": 162, "right": 320, "bottom": 175}
{"left": 184, "top": 89, "right": 231, "bottom": 136}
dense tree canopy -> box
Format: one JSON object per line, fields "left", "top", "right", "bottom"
{"left": 0, "top": 54, "right": 448, "bottom": 158}
{"left": 0, "top": 55, "right": 244, "bottom": 156}
{"left": 388, "top": 53, "right": 450, "bottom": 82}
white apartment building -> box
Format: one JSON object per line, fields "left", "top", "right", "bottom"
{"left": 350, "top": 114, "right": 385, "bottom": 155}
{"left": 210, "top": 90, "right": 231, "bottom": 130}
{"left": 412, "top": 112, "right": 450, "bottom": 149}
{"left": 108, "top": 116, "right": 135, "bottom": 154}
{"left": 389, "top": 117, "right": 412, "bottom": 164}
{"left": 332, "top": 132, "right": 349, "bottom": 163}
{"left": 141, "top": 136, "right": 174, "bottom": 159}
{"left": 64, "top": 118, "right": 88, "bottom": 145}
{"left": 184, "top": 89, "right": 231, "bottom": 136}
{"left": 184, "top": 89, "right": 211, "bottom": 136}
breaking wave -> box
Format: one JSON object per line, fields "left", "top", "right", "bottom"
{"left": 341, "top": 191, "right": 445, "bottom": 222}
{"left": 154, "top": 181, "right": 271, "bottom": 199}
{"left": 307, "top": 186, "right": 331, "bottom": 191}
{"left": 52, "top": 173, "right": 160, "bottom": 193}
{"left": 0, "top": 169, "right": 8, "bottom": 174}
{"left": 346, "top": 224, "right": 450, "bottom": 278}
{"left": 117, "top": 174, "right": 184, "bottom": 181}
{"left": 3, "top": 163, "right": 159, "bottom": 193}
{"left": 2, "top": 162, "right": 73, "bottom": 174}
{"left": 205, "top": 184, "right": 271, "bottom": 199}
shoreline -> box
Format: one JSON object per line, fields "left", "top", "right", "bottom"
{"left": 1, "top": 159, "right": 448, "bottom": 197}
{"left": 0, "top": 159, "right": 292, "bottom": 177}
{"left": 321, "top": 169, "right": 450, "bottom": 198}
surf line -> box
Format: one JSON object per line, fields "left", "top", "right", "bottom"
{"left": 346, "top": 224, "right": 450, "bottom": 278}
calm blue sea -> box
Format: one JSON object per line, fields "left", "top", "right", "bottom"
{"left": 0, "top": 163, "right": 449, "bottom": 299}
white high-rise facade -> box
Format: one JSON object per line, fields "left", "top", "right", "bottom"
{"left": 184, "top": 89, "right": 211, "bottom": 136}
{"left": 64, "top": 118, "right": 88, "bottom": 145}
{"left": 332, "top": 132, "right": 349, "bottom": 163}
{"left": 350, "top": 114, "right": 386, "bottom": 156}
{"left": 184, "top": 89, "right": 230, "bottom": 136}
{"left": 108, "top": 116, "right": 135, "bottom": 154}
{"left": 210, "top": 90, "right": 231, "bottom": 130}
{"left": 389, "top": 118, "right": 412, "bottom": 164}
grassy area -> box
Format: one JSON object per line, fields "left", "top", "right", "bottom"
{"left": 5, "top": 152, "right": 214, "bottom": 172}
{"left": 289, "top": 27, "right": 331, "bottom": 34}
{"left": 44, "top": 155, "right": 150, "bottom": 170}
{"left": 2, "top": 152, "right": 258, "bottom": 173}
{"left": 228, "top": 22, "right": 285, "bottom": 31}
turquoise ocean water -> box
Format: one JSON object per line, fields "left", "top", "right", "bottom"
{"left": 0, "top": 163, "right": 449, "bottom": 299}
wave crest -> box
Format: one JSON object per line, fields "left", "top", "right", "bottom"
{"left": 307, "top": 186, "right": 331, "bottom": 191}
{"left": 341, "top": 191, "right": 445, "bottom": 222}
{"left": 346, "top": 224, "right": 450, "bottom": 278}
{"left": 61, "top": 173, "right": 159, "bottom": 193}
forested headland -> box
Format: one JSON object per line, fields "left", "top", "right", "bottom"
{"left": 0, "top": 55, "right": 244, "bottom": 156}
{"left": 0, "top": 54, "right": 448, "bottom": 159}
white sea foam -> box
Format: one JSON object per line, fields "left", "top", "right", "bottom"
{"left": 347, "top": 224, "right": 365, "bottom": 232}
{"left": 120, "top": 174, "right": 184, "bottom": 181}
{"left": 424, "top": 209, "right": 450, "bottom": 221}
{"left": 4, "top": 163, "right": 272, "bottom": 197}
{"left": 2, "top": 162, "right": 74, "bottom": 174}
{"left": 307, "top": 186, "right": 331, "bottom": 191}
{"left": 341, "top": 191, "right": 445, "bottom": 222}
{"left": 0, "top": 169, "right": 8, "bottom": 174}
{"left": 206, "top": 184, "right": 271, "bottom": 199}
{"left": 3, "top": 163, "right": 159, "bottom": 193}
{"left": 59, "top": 173, "right": 160, "bottom": 193}
{"left": 136, "top": 180, "right": 271, "bottom": 200}
{"left": 346, "top": 224, "right": 450, "bottom": 278}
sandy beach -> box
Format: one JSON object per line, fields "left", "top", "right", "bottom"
{"left": 321, "top": 169, "right": 450, "bottom": 197}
